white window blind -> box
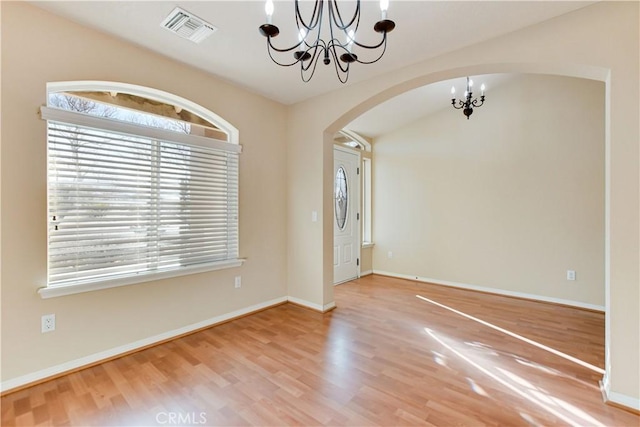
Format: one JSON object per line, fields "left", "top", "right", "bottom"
{"left": 44, "top": 107, "right": 239, "bottom": 288}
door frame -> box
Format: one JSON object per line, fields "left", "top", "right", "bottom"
{"left": 333, "top": 144, "right": 361, "bottom": 284}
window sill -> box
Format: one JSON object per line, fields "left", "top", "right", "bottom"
{"left": 38, "top": 259, "right": 245, "bottom": 299}
{"left": 362, "top": 242, "right": 375, "bottom": 249}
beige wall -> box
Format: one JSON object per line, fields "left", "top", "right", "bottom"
{"left": 1, "top": 2, "right": 288, "bottom": 383}
{"left": 286, "top": 2, "right": 638, "bottom": 406}
{"left": 372, "top": 74, "right": 605, "bottom": 308}
{"left": 360, "top": 247, "right": 373, "bottom": 274}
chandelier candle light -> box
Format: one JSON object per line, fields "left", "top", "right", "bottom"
{"left": 259, "top": 0, "right": 396, "bottom": 83}
{"left": 451, "top": 77, "right": 486, "bottom": 119}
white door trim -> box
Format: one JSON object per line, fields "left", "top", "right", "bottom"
{"left": 333, "top": 145, "right": 361, "bottom": 284}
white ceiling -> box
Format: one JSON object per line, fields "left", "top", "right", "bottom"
{"left": 32, "top": 1, "right": 594, "bottom": 135}
{"left": 348, "top": 73, "right": 515, "bottom": 138}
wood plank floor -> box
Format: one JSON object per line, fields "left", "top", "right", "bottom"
{"left": 2, "top": 274, "right": 639, "bottom": 426}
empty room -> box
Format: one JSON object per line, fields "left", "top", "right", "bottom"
{"left": 1, "top": 1, "right": 639, "bottom": 426}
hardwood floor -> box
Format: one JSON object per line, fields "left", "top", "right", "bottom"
{"left": 2, "top": 274, "right": 638, "bottom": 426}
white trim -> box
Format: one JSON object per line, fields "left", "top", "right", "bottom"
{"left": 338, "top": 129, "right": 371, "bottom": 152}
{"left": 287, "top": 296, "right": 325, "bottom": 312}
{"left": 372, "top": 270, "right": 605, "bottom": 312}
{"left": 602, "top": 378, "right": 640, "bottom": 411}
{"left": 600, "top": 375, "right": 640, "bottom": 411}
{"left": 606, "top": 390, "right": 640, "bottom": 411}
{"left": 360, "top": 269, "right": 373, "bottom": 276}
{"left": 601, "top": 373, "right": 611, "bottom": 395}
{"left": 39, "top": 259, "right": 245, "bottom": 299}
{"left": 333, "top": 144, "right": 360, "bottom": 156}
{"left": 0, "top": 296, "right": 287, "bottom": 393}
{"left": 40, "top": 106, "right": 241, "bottom": 153}
{"left": 362, "top": 242, "right": 375, "bottom": 249}
{"left": 46, "top": 81, "right": 239, "bottom": 145}
{"left": 323, "top": 301, "right": 337, "bottom": 312}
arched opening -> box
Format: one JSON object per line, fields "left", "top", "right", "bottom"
{"left": 323, "top": 64, "right": 611, "bottom": 390}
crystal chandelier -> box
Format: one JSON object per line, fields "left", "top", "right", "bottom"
{"left": 451, "top": 77, "right": 486, "bottom": 119}
{"left": 259, "top": 0, "right": 396, "bottom": 83}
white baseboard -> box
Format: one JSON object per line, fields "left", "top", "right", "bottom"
{"left": 360, "top": 270, "right": 373, "bottom": 277}
{"left": 323, "top": 301, "right": 337, "bottom": 311}
{"left": 372, "top": 270, "right": 605, "bottom": 312}
{"left": 287, "top": 296, "right": 336, "bottom": 312}
{"left": 602, "top": 381, "right": 640, "bottom": 411}
{"left": 601, "top": 375, "right": 640, "bottom": 411}
{"left": 607, "top": 390, "right": 640, "bottom": 411}
{"left": 2, "top": 294, "right": 341, "bottom": 394}
{"left": 1, "top": 296, "right": 287, "bottom": 394}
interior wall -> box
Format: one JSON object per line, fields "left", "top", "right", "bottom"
{"left": 0, "top": 2, "right": 288, "bottom": 384}
{"left": 286, "top": 1, "right": 638, "bottom": 406}
{"left": 360, "top": 247, "right": 373, "bottom": 274}
{"left": 372, "top": 74, "right": 605, "bottom": 308}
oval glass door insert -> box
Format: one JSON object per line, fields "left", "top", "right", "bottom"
{"left": 335, "top": 166, "right": 348, "bottom": 230}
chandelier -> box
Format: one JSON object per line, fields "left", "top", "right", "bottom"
{"left": 451, "top": 77, "right": 486, "bottom": 119}
{"left": 259, "top": 0, "right": 396, "bottom": 83}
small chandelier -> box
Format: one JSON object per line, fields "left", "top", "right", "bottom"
{"left": 451, "top": 77, "right": 486, "bottom": 119}
{"left": 259, "top": 0, "right": 396, "bottom": 83}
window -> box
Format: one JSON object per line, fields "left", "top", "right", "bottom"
{"left": 361, "top": 157, "right": 372, "bottom": 244}
{"left": 335, "top": 166, "right": 349, "bottom": 230}
{"left": 336, "top": 130, "right": 373, "bottom": 246}
{"left": 40, "top": 83, "right": 241, "bottom": 297}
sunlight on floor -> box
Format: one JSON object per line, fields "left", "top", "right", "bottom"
{"left": 466, "top": 377, "right": 490, "bottom": 397}
{"left": 416, "top": 294, "right": 605, "bottom": 374}
{"left": 423, "top": 328, "right": 606, "bottom": 427}
{"left": 431, "top": 351, "right": 449, "bottom": 367}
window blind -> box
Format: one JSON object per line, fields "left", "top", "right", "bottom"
{"left": 45, "top": 113, "right": 239, "bottom": 288}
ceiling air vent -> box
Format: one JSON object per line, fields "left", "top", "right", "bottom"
{"left": 161, "top": 7, "right": 217, "bottom": 43}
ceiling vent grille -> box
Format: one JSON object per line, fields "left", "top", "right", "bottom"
{"left": 161, "top": 7, "right": 217, "bottom": 43}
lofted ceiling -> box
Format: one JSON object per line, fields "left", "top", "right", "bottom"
{"left": 32, "top": 1, "right": 594, "bottom": 135}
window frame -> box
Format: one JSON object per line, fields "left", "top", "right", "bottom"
{"left": 39, "top": 82, "right": 243, "bottom": 299}
{"left": 361, "top": 157, "right": 373, "bottom": 246}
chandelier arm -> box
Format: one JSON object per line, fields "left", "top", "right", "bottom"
{"left": 353, "top": 37, "right": 389, "bottom": 64}
{"left": 329, "top": 40, "right": 351, "bottom": 73}
{"left": 307, "top": 1, "right": 324, "bottom": 51}
{"left": 330, "top": 0, "right": 361, "bottom": 30}
{"left": 352, "top": 32, "right": 388, "bottom": 51}
{"left": 301, "top": 25, "right": 322, "bottom": 52}
{"left": 295, "top": 0, "right": 322, "bottom": 32}
{"left": 331, "top": 46, "right": 351, "bottom": 84}
{"left": 451, "top": 100, "right": 466, "bottom": 110}
{"left": 336, "top": 66, "right": 350, "bottom": 83}
{"left": 300, "top": 42, "right": 325, "bottom": 72}
{"left": 300, "top": 47, "right": 325, "bottom": 82}
{"left": 266, "top": 43, "right": 306, "bottom": 67}
{"left": 329, "top": 0, "right": 362, "bottom": 61}
{"left": 265, "top": 38, "right": 323, "bottom": 67}
{"left": 471, "top": 98, "right": 485, "bottom": 108}
{"left": 267, "top": 37, "right": 308, "bottom": 54}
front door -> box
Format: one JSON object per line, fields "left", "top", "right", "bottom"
{"left": 334, "top": 146, "right": 360, "bottom": 284}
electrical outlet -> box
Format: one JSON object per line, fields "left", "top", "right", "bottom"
{"left": 234, "top": 276, "right": 241, "bottom": 288}
{"left": 566, "top": 270, "right": 576, "bottom": 281}
{"left": 41, "top": 314, "right": 56, "bottom": 333}
{"left": 388, "top": 251, "right": 393, "bottom": 259}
